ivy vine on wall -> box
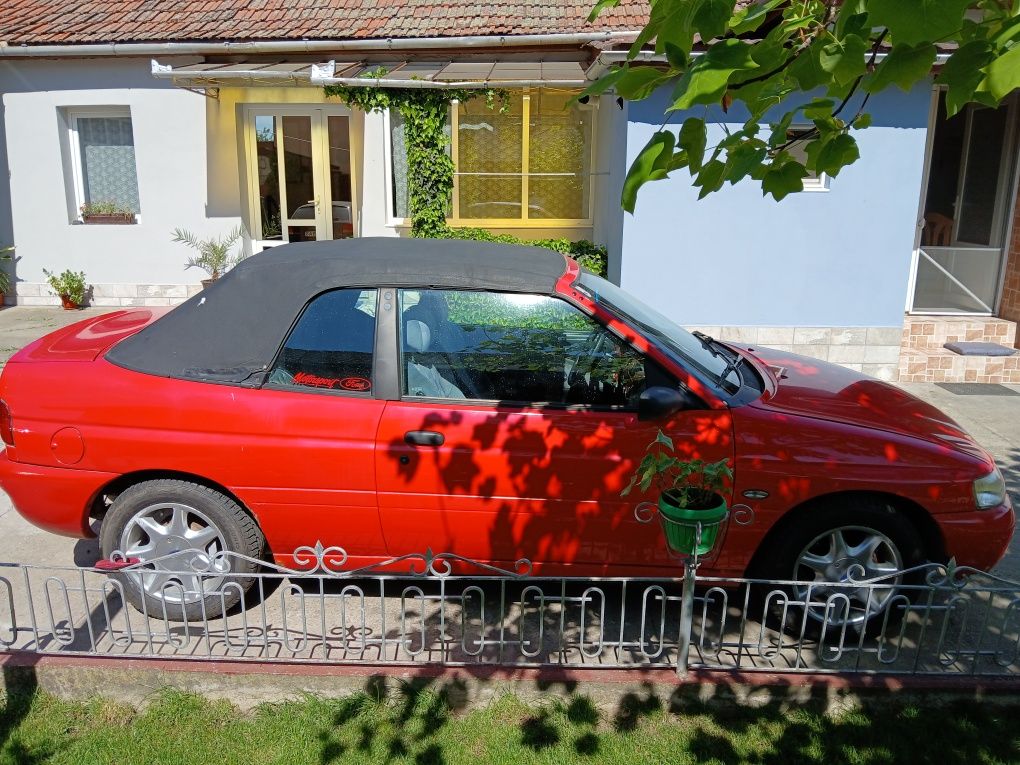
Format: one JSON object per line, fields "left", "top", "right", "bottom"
{"left": 323, "top": 82, "right": 608, "bottom": 276}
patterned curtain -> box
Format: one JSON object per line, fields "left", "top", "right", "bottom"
{"left": 77, "top": 117, "right": 141, "bottom": 213}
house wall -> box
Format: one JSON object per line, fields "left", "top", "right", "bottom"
{"left": 0, "top": 57, "right": 237, "bottom": 305}
{"left": 0, "top": 58, "right": 621, "bottom": 305}
{"left": 619, "top": 83, "right": 934, "bottom": 379}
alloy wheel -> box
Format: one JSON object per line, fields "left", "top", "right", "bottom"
{"left": 792, "top": 525, "right": 904, "bottom": 627}
{"left": 119, "top": 502, "right": 230, "bottom": 604}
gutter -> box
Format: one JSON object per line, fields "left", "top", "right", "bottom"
{"left": 586, "top": 48, "right": 953, "bottom": 79}
{"left": 0, "top": 32, "right": 640, "bottom": 59}
{"left": 150, "top": 60, "right": 587, "bottom": 89}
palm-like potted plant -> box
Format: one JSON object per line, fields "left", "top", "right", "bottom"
{"left": 172, "top": 227, "right": 245, "bottom": 288}
{"left": 80, "top": 200, "right": 136, "bottom": 224}
{"left": 623, "top": 430, "right": 733, "bottom": 557}
{"left": 43, "top": 268, "right": 88, "bottom": 310}
{"left": 0, "top": 246, "right": 13, "bottom": 306}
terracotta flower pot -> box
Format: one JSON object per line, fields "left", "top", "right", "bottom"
{"left": 60, "top": 294, "right": 81, "bottom": 310}
{"left": 200, "top": 278, "right": 217, "bottom": 290}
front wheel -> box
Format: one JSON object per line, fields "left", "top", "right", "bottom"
{"left": 99, "top": 479, "right": 265, "bottom": 621}
{"left": 757, "top": 496, "right": 927, "bottom": 633}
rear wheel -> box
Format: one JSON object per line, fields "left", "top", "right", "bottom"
{"left": 99, "top": 479, "right": 265, "bottom": 621}
{"left": 757, "top": 496, "right": 926, "bottom": 633}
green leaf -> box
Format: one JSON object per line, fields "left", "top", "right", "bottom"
{"left": 802, "top": 98, "right": 836, "bottom": 119}
{"left": 789, "top": 41, "right": 828, "bottom": 91}
{"left": 663, "top": 41, "right": 688, "bottom": 70}
{"left": 729, "top": 0, "right": 784, "bottom": 35}
{"left": 587, "top": 0, "right": 621, "bottom": 22}
{"left": 813, "top": 133, "right": 860, "bottom": 177}
{"left": 865, "top": 43, "right": 937, "bottom": 93}
{"left": 936, "top": 40, "right": 995, "bottom": 115}
{"left": 614, "top": 66, "right": 676, "bottom": 101}
{"left": 725, "top": 140, "right": 768, "bottom": 183}
{"left": 853, "top": 112, "right": 872, "bottom": 129}
{"left": 986, "top": 45, "right": 1020, "bottom": 102}
{"left": 819, "top": 33, "right": 868, "bottom": 85}
{"left": 762, "top": 160, "right": 807, "bottom": 201}
{"left": 622, "top": 132, "right": 677, "bottom": 213}
{"left": 692, "top": 0, "right": 736, "bottom": 44}
{"left": 869, "top": 0, "right": 972, "bottom": 46}
{"left": 670, "top": 39, "right": 759, "bottom": 111}
{"left": 694, "top": 159, "right": 727, "bottom": 198}
{"left": 678, "top": 117, "right": 708, "bottom": 172}
{"left": 655, "top": 429, "right": 675, "bottom": 450}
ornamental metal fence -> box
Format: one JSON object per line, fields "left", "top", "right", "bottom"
{"left": 1, "top": 543, "right": 1020, "bottom": 678}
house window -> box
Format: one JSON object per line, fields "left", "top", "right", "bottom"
{"left": 786, "top": 127, "right": 829, "bottom": 191}
{"left": 388, "top": 90, "right": 595, "bottom": 225}
{"left": 68, "top": 109, "right": 141, "bottom": 216}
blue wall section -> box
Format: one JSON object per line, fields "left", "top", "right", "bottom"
{"left": 620, "top": 83, "right": 933, "bottom": 327}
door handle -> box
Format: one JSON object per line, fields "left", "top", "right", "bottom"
{"left": 404, "top": 430, "right": 444, "bottom": 447}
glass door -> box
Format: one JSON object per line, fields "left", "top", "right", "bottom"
{"left": 911, "top": 95, "right": 1019, "bottom": 314}
{"left": 246, "top": 108, "right": 354, "bottom": 250}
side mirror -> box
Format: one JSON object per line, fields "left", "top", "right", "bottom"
{"left": 638, "top": 386, "right": 702, "bottom": 421}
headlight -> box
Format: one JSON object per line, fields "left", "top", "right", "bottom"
{"left": 974, "top": 467, "right": 1007, "bottom": 509}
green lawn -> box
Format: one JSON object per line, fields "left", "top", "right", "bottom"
{"left": 1, "top": 679, "right": 1018, "bottom": 765}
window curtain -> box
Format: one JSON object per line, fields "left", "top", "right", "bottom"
{"left": 77, "top": 116, "right": 141, "bottom": 213}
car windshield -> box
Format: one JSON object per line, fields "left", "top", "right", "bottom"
{"left": 576, "top": 272, "right": 742, "bottom": 394}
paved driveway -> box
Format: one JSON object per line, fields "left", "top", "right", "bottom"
{"left": 0, "top": 306, "right": 1018, "bottom": 578}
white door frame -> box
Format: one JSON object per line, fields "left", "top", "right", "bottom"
{"left": 907, "top": 92, "right": 1020, "bottom": 315}
{"left": 242, "top": 104, "right": 357, "bottom": 252}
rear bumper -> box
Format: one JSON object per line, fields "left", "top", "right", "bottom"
{"left": 0, "top": 450, "right": 116, "bottom": 538}
{"left": 936, "top": 500, "right": 1016, "bottom": 571}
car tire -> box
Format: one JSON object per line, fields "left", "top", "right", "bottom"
{"left": 755, "top": 495, "right": 927, "bottom": 635}
{"left": 99, "top": 479, "right": 265, "bottom": 621}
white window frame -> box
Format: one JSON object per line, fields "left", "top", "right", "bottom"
{"left": 383, "top": 90, "right": 598, "bottom": 229}
{"left": 66, "top": 107, "right": 141, "bottom": 222}
{"left": 786, "top": 125, "right": 830, "bottom": 192}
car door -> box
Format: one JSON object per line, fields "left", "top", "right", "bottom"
{"left": 374, "top": 288, "right": 735, "bottom": 575}
{"left": 237, "top": 287, "right": 388, "bottom": 566}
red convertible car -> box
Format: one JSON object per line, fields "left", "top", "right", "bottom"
{"left": 0, "top": 239, "right": 1013, "bottom": 623}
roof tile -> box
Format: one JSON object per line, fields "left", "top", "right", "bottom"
{"left": 0, "top": 0, "right": 650, "bottom": 45}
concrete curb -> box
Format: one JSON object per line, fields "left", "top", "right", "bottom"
{"left": 3, "top": 652, "right": 1020, "bottom": 711}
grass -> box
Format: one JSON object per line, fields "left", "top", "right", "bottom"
{"left": 0, "top": 679, "right": 1018, "bottom": 765}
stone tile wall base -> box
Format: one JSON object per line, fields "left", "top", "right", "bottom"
{"left": 14, "top": 283, "right": 201, "bottom": 307}
{"left": 684, "top": 325, "right": 901, "bottom": 381}
{"left": 899, "top": 315, "right": 1020, "bottom": 383}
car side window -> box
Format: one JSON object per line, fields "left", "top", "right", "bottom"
{"left": 397, "top": 289, "right": 661, "bottom": 407}
{"left": 267, "top": 288, "right": 376, "bottom": 393}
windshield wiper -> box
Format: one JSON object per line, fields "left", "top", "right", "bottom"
{"left": 691, "top": 331, "right": 744, "bottom": 385}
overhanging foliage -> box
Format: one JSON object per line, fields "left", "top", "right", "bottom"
{"left": 586, "top": 0, "right": 1020, "bottom": 206}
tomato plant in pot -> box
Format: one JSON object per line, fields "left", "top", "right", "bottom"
{"left": 43, "top": 268, "right": 88, "bottom": 310}
{"left": 623, "top": 431, "right": 733, "bottom": 557}
{"left": 172, "top": 227, "right": 245, "bottom": 288}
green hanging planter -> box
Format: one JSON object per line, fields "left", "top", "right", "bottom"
{"left": 658, "top": 490, "right": 728, "bottom": 557}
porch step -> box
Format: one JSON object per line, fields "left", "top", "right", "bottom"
{"left": 899, "top": 316, "right": 1020, "bottom": 382}
{"left": 903, "top": 316, "right": 1016, "bottom": 352}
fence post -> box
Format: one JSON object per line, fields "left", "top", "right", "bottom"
{"left": 676, "top": 559, "right": 697, "bottom": 678}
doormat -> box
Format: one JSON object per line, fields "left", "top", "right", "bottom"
{"left": 936, "top": 383, "right": 1020, "bottom": 396}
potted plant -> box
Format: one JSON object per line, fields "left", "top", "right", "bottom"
{"left": 172, "top": 226, "right": 245, "bottom": 288}
{"left": 0, "top": 246, "right": 13, "bottom": 307}
{"left": 80, "top": 200, "right": 136, "bottom": 225}
{"left": 43, "top": 268, "right": 88, "bottom": 310}
{"left": 623, "top": 430, "right": 733, "bottom": 557}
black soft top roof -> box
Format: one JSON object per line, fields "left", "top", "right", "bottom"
{"left": 105, "top": 237, "right": 570, "bottom": 385}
